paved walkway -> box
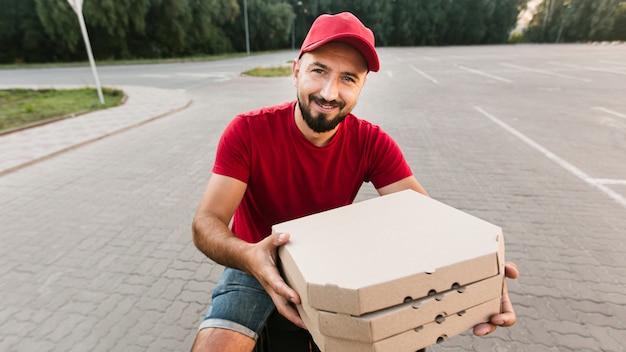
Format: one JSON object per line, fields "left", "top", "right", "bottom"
{"left": 0, "top": 85, "right": 191, "bottom": 175}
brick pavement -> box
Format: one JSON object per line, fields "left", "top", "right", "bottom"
{"left": 0, "top": 85, "right": 191, "bottom": 175}
{"left": 1, "top": 45, "right": 625, "bottom": 352}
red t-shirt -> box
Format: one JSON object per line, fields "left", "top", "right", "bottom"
{"left": 213, "top": 101, "right": 413, "bottom": 243}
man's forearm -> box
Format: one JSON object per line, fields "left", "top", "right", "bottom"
{"left": 192, "top": 214, "right": 252, "bottom": 272}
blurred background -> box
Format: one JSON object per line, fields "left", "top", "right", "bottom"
{"left": 1, "top": 0, "right": 625, "bottom": 65}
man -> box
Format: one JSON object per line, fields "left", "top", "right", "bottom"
{"left": 191, "top": 12, "right": 519, "bottom": 352}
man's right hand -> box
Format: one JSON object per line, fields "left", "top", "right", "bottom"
{"left": 245, "top": 232, "right": 306, "bottom": 329}
{"left": 192, "top": 174, "right": 306, "bottom": 329}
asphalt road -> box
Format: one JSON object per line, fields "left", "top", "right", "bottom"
{"left": 0, "top": 52, "right": 297, "bottom": 90}
{"left": 1, "top": 43, "right": 625, "bottom": 351}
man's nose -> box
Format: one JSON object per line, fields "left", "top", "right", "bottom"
{"left": 319, "top": 77, "right": 339, "bottom": 102}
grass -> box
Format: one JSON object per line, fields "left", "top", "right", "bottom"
{"left": 0, "top": 87, "right": 125, "bottom": 132}
{"left": 242, "top": 65, "right": 293, "bottom": 77}
{"left": 0, "top": 54, "right": 293, "bottom": 133}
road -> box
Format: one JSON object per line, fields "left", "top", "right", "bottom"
{"left": 0, "top": 52, "right": 296, "bottom": 90}
{"left": 1, "top": 43, "right": 625, "bottom": 351}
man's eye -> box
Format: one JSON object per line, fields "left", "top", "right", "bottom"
{"left": 313, "top": 69, "right": 324, "bottom": 74}
{"left": 342, "top": 76, "right": 355, "bottom": 83}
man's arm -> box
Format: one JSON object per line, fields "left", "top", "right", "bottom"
{"left": 192, "top": 173, "right": 249, "bottom": 269}
{"left": 192, "top": 173, "right": 305, "bottom": 328}
{"left": 376, "top": 175, "right": 429, "bottom": 197}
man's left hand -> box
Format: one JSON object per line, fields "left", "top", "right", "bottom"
{"left": 473, "top": 262, "right": 519, "bottom": 336}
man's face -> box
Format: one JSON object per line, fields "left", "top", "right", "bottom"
{"left": 294, "top": 42, "right": 368, "bottom": 133}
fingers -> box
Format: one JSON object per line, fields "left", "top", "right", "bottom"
{"left": 268, "top": 272, "right": 301, "bottom": 305}
{"left": 473, "top": 279, "right": 517, "bottom": 336}
{"left": 260, "top": 232, "right": 301, "bottom": 304}
{"left": 505, "top": 262, "right": 520, "bottom": 279}
{"left": 495, "top": 281, "right": 516, "bottom": 325}
{"left": 254, "top": 232, "right": 306, "bottom": 328}
{"left": 473, "top": 312, "right": 515, "bottom": 336}
{"left": 268, "top": 273, "right": 306, "bottom": 329}
{"left": 274, "top": 295, "right": 307, "bottom": 329}
{"left": 474, "top": 309, "right": 517, "bottom": 336}
{"left": 473, "top": 322, "right": 497, "bottom": 336}
{"left": 262, "top": 263, "right": 306, "bottom": 329}
{"left": 274, "top": 232, "right": 290, "bottom": 246}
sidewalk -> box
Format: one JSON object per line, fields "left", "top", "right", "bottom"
{"left": 0, "top": 85, "right": 192, "bottom": 175}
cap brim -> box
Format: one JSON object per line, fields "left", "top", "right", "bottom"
{"left": 300, "top": 34, "right": 380, "bottom": 72}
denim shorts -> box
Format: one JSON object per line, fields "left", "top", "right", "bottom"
{"left": 198, "top": 267, "right": 275, "bottom": 340}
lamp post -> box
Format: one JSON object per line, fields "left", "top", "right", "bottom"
{"left": 291, "top": 1, "right": 302, "bottom": 50}
{"left": 243, "top": 0, "right": 250, "bottom": 55}
{"left": 66, "top": 0, "right": 104, "bottom": 105}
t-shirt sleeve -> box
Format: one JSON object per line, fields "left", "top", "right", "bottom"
{"left": 366, "top": 127, "right": 413, "bottom": 189}
{"left": 212, "top": 115, "right": 251, "bottom": 184}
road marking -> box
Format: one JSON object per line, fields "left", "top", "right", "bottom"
{"left": 141, "top": 74, "right": 171, "bottom": 78}
{"left": 500, "top": 63, "right": 592, "bottom": 82}
{"left": 549, "top": 61, "right": 626, "bottom": 76}
{"left": 474, "top": 106, "right": 626, "bottom": 208}
{"left": 593, "top": 179, "right": 626, "bottom": 185}
{"left": 599, "top": 60, "right": 626, "bottom": 66}
{"left": 410, "top": 65, "right": 438, "bottom": 84}
{"left": 458, "top": 65, "right": 512, "bottom": 83}
{"left": 177, "top": 73, "right": 231, "bottom": 78}
{"left": 592, "top": 107, "right": 626, "bottom": 120}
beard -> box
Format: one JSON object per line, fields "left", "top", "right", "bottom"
{"left": 298, "top": 94, "right": 348, "bottom": 133}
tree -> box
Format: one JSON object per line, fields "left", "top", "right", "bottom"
{"left": 224, "top": 0, "right": 294, "bottom": 52}
{"left": 248, "top": 0, "right": 295, "bottom": 51}
{"left": 141, "top": 0, "right": 193, "bottom": 57}
{"left": 34, "top": 0, "right": 156, "bottom": 60}
{"left": 587, "top": 0, "right": 622, "bottom": 40}
{"left": 607, "top": 2, "right": 626, "bottom": 40}
{"left": 34, "top": 0, "right": 83, "bottom": 60}
{"left": 186, "top": 0, "right": 240, "bottom": 55}
{"left": 0, "top": 0, "right": 57, "bottom": 63}
{"left": 1, "top": 0, "right": 532, "bottom": 64}
{"left": 82, "top": 0, "right": 153, "bottom": 59}
{"left": 484, "top": 0, "right": 527, "bottom": 43}
{"left": 524, "top": 0, "right": 623, "bottom": 42}
{"left": 390, "top": 0, "right": 449, "bottom": 46}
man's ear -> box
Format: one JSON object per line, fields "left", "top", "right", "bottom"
{"left": 292, "top": 58, "right": 300, "bottom": 86}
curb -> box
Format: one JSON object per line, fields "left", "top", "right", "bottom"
{"left": 0, "top": 86, "right": 192, "bottom": 176}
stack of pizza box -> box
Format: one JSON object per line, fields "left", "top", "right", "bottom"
{"left": 274, "top": 190, "right": 505, "bottom": 352}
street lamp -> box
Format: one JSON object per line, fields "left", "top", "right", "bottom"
{"left": 243, "top": 0, "right": 250, "bottom": 55}
{"left": 291, "top": 1, "right": 302, "bottom": 50}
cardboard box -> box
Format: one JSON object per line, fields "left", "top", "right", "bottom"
{"left": 317, "top": 274, "right": 504, "bottom": 342}
{"left": 275, "top": 190, "right": 504, "bottom": 316}
{"left": 322, "top": 297, "right": 502, "bottom": 352}
{"left": 280, "top": 267, "right": 503, "bottom": 351}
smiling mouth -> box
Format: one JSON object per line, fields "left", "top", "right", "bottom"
{"left": 312, "top": 97, "right": 341, "bottom": 111}
{"left": 317, "top": 102, "right": 337, "bottom": 111}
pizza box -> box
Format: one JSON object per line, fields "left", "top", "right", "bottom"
{"left": 317, "top": 273, "right": 504, "bottom": 342}
{"left": 280, "top": 255, "right": 503, "bottom": 349}
{"left": 274, "top": 190, "right": 505, "bottom": 316}
{"left": 281, "top": 263, "right": 503, "bottom": 350}
{"left": 321, "top": 296, "right": 502, "bottom": 352}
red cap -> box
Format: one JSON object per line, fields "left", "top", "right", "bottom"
{"left": 299, "top": 12, "right": 380, "bottom": 72}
